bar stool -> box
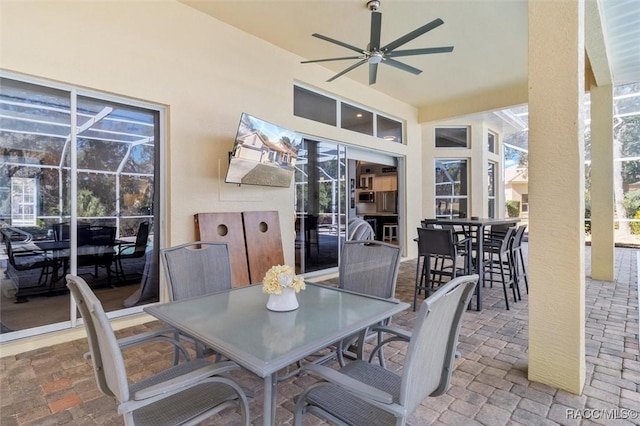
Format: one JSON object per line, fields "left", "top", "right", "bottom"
{"left": 413, "top": 227, "right": 470, "bottom": 311}
{"left": 382, "top": 224, "right": 398, "bottom": 242}
{"left": 483, "top": 226, "right": 517, "bottom": 310}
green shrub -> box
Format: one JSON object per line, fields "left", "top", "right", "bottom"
{"left": 624, "top": 190, "right": 640, "bottom": 234}
{"left": 584, "top": 195, "right": 591, "bottom": 235}
{"left": 632, "top": 210, "right": 640, "bottom": 235}
{"left": 505, "top": 200, "right": 520, "bottom": 218}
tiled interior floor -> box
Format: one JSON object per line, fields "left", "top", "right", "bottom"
{"left": 1, "top": 245, "right": 638, "bottom": 425}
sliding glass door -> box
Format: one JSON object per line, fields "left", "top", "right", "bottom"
{"left": 0, "top": 75, "right": 161, "bottom": 340}
{"left": 294, "top": 139, "right": 346, "bottom": 273}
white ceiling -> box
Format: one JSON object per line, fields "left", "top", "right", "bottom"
{"left": 182, "top": 0, "right": 639, "bottom": 110}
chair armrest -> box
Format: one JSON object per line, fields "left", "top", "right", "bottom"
{"left": 301, "top": 363, "right": 393, "bottom": 404}
{"left": 369, "top": 325, "right": 411, "bottom": 342}
{"left": 116, "top": 327, "right": 180, "bottom": 349}
{"left": 84, "top": 328, "right": 191, "bottom": 362}
{"left": 133, "top": 361, "right": 240, "bottom": 400}
{"left": 114, "top": 240, "right": 135, "bottom": 254}
{"left": 366, "top": 326, "right": 411, "bottom": 363}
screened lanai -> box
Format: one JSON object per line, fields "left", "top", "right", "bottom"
{"left": 501, "top": 82, "right": 640, "bottom": 246}
{"left": 0, "top": 75, "right": 161, "bottom": 339}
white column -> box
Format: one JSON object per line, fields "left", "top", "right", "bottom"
{"left": 527, "top": 0, "right": 586, "bottom": 394}
{"left": 590, "top": 84, "right": 615, "bottom": 281}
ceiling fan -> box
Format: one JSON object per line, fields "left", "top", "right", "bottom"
{"left": 301, "top": 0, "right": 454, "bottom": 85}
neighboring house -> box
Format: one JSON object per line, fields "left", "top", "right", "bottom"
{"left": 627, "top": 181, "right": 640, "bottom": 192}
{"left": 505, "top": 166, "right": 529, "bottom": 218}
{"left": 234, "top": 132, "right": 297, "bottom": 167}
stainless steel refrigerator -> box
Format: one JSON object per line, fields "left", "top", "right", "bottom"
{"left": 376, "top": 191, "right": 397, "bottom": 213}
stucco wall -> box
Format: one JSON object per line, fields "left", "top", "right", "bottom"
{"left": 0, "top": 0, "right": 422, "bottom": 264}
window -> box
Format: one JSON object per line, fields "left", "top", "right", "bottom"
{"left": 435, "top": 159, "right": 468, "bottom": 218}
{"left": 488, "top": 131, "right": 496, "bottom": 153}
{"left": 341, "top": 104, "right": 373, "bottom": 136}
{"left": 0, "top": 74, "right": 161, "bottom": 340}
{"left": 521, "top": 194, "right": 529, "bottom": 213}
{"left": 435, "top": 127, "right": 469, "bottom": 148}
{"left": 11, "top": 177, "right": 37, "bottom": 226}
{"left": 377, "top": 115, "right": 403, "bottom": 143}
{"left": 488, "top": 162, "right": 496, "bottom": 218}
{"left": 293, "top": 85, "right": 336, "bottom": 126}
{"left": 293, "top": 84, "right": 403, "bottom": 143}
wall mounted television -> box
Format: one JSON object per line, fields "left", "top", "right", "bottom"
{"left": 225, "top": 113, "right": 302, "bottom": 188}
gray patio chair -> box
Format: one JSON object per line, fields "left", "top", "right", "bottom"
{"left": 113, "top": 221, "right": 150, "bottom": 283}
{"left": 294, "top": 274, "right": 479, "bottom": 426}
{"left": 161, "top": 241, "right": 232, "bottom": 361}
{"left": 336, "top": 240, "right": 401, "bottom": 367}
{"left": 483, "top": 226, "right": 517, "bottom": 310}
{"left": 66, "top": 274, "right": 250, "bottom": 426}
{"left": 2, "top": 229, "right": 58, "bottom": 301}
{"left": 414, "top": 227, "right": 470, "bottom": 311}
{"left": 161, "top": 241, "right": 232, "bottom": 301}
{"left": 510, "top": 224, "right": 528, "bottom": 295}
{"left": 347, "top": 218, "right": 375, "bottom": 241}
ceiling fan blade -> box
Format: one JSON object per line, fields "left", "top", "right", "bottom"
{"left": 312, "top": 33, "right": 364, "bottom": 54}
{"left": 301, "top": 56, "right": 363, "bottom": 64}
{"left": 327, "top": 58, "right": 368, "bottom": 82}
{"left": 370, "top": 11, "right": 382, "bottom": 50}
{"left": 381, "top": 18, "right": 445, "bottom": 53}
{"left": 369, "top": 63, "right": 378, "bottom": 85}
{"left": 387, "top": 46, "right": 454, "bottom": 57}
{"left": 382, "top": 58, "right": 423, "bottom": 75}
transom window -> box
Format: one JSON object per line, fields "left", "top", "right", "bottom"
{"left": 435, "top": 127, "right": 469, "bottom": 148}
{"left": 293, "top": 84, "right": 403, "bottom": 143}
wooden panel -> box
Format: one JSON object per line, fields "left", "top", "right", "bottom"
{"left": 194, "top": 212, "right": 250, "bottom": 287}
{"left": 242, "top": 211, "right": 285, "bottom": 284}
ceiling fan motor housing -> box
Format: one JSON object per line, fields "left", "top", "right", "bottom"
{"left": 367, "top": 1, "right": 380, "bottom": 11}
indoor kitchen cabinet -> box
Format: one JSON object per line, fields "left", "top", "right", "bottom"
{"left": 374, "top": 175, "right": 397, "bottom": 191}
{"left": 359, "top": 174, "right": 375, "bottom": 190}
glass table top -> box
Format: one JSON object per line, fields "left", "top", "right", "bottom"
{"left": 145, "top": 283, "right": 409, "bottom": 377}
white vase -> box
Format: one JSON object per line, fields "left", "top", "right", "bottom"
{"left": 266, "top": 287, "right": 299, "bottom": 312}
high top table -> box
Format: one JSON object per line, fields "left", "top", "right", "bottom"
{"left": 421, "top": 217, "right": 520, "bottom": 311}
{"left": 145, "top": 282, "right": 409, "bottom": 426}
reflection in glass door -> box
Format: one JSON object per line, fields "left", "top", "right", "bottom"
{"left": 0, "top": 76, "right": 160, "bottom": 340}
{"left": 294, "top": 139, "right": 346, "bottom": 273}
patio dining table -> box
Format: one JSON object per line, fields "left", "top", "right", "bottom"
{"left": 34, "top": 238, "right": 118, "bottom": 287}
{"left": 421, "top": 217, "right": 520, "bottom": 311}
{"left": 144, "top": 282, "right": 410, "bottom": 426}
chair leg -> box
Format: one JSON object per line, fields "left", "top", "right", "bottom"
{"left": 498, "top": 254, "right": 510, "bottom": 310}
{"left": 519, "top": 249, "right": 529, "bottom": 294}
{"left": 376, "top": 328, "right": 386, "bottom": 368}
{"left": 115, "top": 257, "right": 127, "bottom": 282}
{"left": 508, "top": 257, "right": 518, "bottom": 302}
{"left": 511, "top": 251, "right": 522, "bottom": 301}
{"left": 488, "top": 251, "right": 494, "bottom": 288}
{"left": 413, "top": 256, "right": 424, "bottom": 311}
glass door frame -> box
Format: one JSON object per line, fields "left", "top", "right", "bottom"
{"left": 294, "top": 134, "right": 403, "bottom": 277}
{"left": 0, "top": 71, "right": 165, "bottom": 343}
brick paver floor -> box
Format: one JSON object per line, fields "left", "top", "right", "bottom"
{"left": 1, "top": 244, "right": 638, "bottom": 425}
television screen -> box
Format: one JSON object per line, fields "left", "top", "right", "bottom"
{"left": 225, "top": 113, "right": 302, "bottom": 187}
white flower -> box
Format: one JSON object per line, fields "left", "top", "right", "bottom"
{"left": 262, "top": 265, "right": 306, "bottom": 295}
{"left": 278, "top": 272, "right": 293, "bottom": 288}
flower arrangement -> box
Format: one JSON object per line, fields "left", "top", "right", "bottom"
{"left": 262, "top": 265, "right": 305, "bottom": 295}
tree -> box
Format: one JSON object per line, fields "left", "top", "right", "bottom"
{"left": 612, "top": 83, "right": 640, "bottom": 236}
{"left": 77, "top": 188, "right": 107, "bottom": 217}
